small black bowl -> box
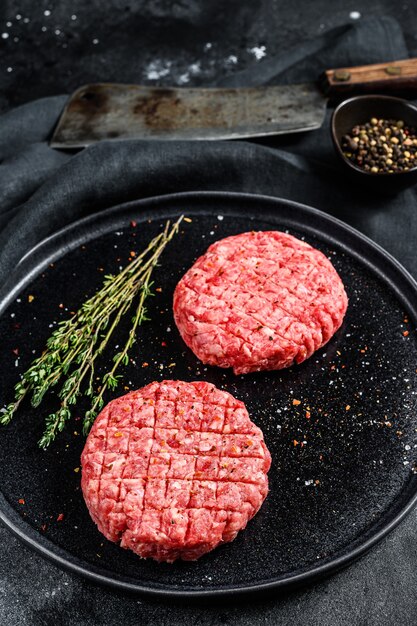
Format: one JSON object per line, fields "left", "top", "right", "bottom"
{"left": 331, "top": 95, "right": 417, "bottom": 192}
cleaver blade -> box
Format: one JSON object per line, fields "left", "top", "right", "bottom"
{"left": 49, "top": 82, "right": 327, "bottom": 148}
{"left": 50, "top": 59, "right": 417, "bottom": 148}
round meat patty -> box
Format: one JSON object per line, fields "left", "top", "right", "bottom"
{"left": 173, "top": 231, "right": 348, "bottom": 374}
{"left": 81, "top": 380, "right": 271, "bottom": 563}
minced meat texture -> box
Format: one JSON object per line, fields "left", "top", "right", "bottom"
{"left": 81, "top": 380, "right": 271, "bottom": 563}
{"left": 173, "top": 231, "right": 348, "bottom": 374}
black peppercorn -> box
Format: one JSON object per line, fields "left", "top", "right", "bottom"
{"left": 341, "top": 118, "right": 417, "bottom": 174}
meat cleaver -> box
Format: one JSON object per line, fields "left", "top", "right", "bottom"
{"left": 50, "top": 58, "right": 417, "bottom": 148}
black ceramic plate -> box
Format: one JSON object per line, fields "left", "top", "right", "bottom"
{"left": 1, "top": 191, "right": 417, "bottom": 599}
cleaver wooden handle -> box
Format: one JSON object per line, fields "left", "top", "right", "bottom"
{"left": 321, "top": 58, "right": 417, "bottom": 96}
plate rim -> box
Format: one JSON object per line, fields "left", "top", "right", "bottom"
{"left": 2, "top": 189, "right": 417, "bottom": 598}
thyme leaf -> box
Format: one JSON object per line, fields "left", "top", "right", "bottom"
{"left": 1, "top": 216, "right": 183, "bottom": 448}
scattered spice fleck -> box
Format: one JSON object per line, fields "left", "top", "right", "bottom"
{"left": 114, "top": 432, "right": 123, "bottom": 438}
{"left": 57, "top": 513, "right": 64, "bottom": 522}
{"left": 305, "top": 411, "right": 311, "bottom": 419}
{"left": 155, "top": 287, "right": 162, "bottom": 293}
{"left": 40, "top": 524, "right": 47, "bottom": 532}
{"left": 292, "top": 399, "right": 301, "bottom": 406}
{"left": 28, "top": 295, "right": 35, "bottom": 303}
{"left": 403, "top": 330, "right": 409, "bottom": 337}
{"left": 161, "top": 341, "right": 167, "bottom": 347}
{"left": 74, "top": 467, "right": 80, "bottom": 473}
{"left": 130, "top": 220, "right": 137, "bottom": 227}
{"left": 183, "top": 217, "right": 193, "bottom": 223}
{"left": 18, "top": 498, "right": 25, "bottom": 505}
{"left": 142, "top": 362, "right": 149, "bottom": 368}
{"left": 345, "top": 405, "right": 351, "bottom": 411}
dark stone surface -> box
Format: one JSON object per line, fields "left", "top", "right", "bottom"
{"left": 0, "top": 0, "right": 417, "bottom": 112}
{"left": 2, "top": 511, "right": 417, "bottom": 625}
{"left": 1, "top": 1, "right": 417, "bottom": 624}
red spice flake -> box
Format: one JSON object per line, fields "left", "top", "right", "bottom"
{"left": 319, "top": 454, "right": 323, "bottom": 461}
{"left": 142, "top": 362, "right": 149, "bottom": 368}
{"left": 292, "top": 399, "right": 301, "bottom": 406}
{"left": 345, "top": 405, "right": 351, "bottom": 411}
{"left": 336, "top": 350, "right": 341, "bottom": 356}
{"left": 155, "top": 287, "right": 162, "bottom": 293}
{"left": 130, "top": 220, "right": 137, "bottom": 227}
{"left": 293, "top": 439, "right": 299, "bottom": 446}
{"left": 40, "top": 524, "right": 47, "bottom": 532}
{"left": 130, "top": 250, "right": 136, "bottom": 257}
{"left": 403, "top": 330, "right": 409, "bottom": 337}
{"left": 315, "top": 479, "right": 320, "bottom": 486}
{"left": 18, "top": 498, "right": 25, "bottom": 505}
{"left": 12, "top": 348, "right": 19, "bottom": 356}
{"left": 13, "top": 322, "right": 21, "bottom": 329}
{"left": 161, "top": 341, "right": 167, "bottom": 347}
{"left": 404, "top": 317, "right": 409, "bottom": 323}
{"left": 59, "top": 303, "right": 64, "bottom": 309}
{"left": 305, "top": 411, "right": 311, "bottom": 419}
{"left": 330, "top": 365, "right": 336, "bottom": 371}
{"left": 28, "top": 295, "right": 35, "bottom": 303}
{"left": 56, "top": 513, "right": 64, "bottom": 522}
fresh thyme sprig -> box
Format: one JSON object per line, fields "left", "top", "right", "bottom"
{"left": 1, "top": 216, "right": 183, "bottom": 448}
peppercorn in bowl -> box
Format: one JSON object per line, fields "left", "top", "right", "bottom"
{"left": 331, "top": 95, "right": 417, "bottom": 191}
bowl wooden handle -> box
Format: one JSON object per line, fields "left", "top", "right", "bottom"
{"left": 321, "top": 58, "right": 417, "bottom": 96}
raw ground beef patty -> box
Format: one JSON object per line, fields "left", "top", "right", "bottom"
{"left": 173, "top": 231, "right": 348, "bottom": 374}
{"left": 81, "top": 380, "right": 271, "bottom": 562}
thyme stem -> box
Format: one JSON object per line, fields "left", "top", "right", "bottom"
{"left": 2, "top": 216, "right": 183, "bottom": 448}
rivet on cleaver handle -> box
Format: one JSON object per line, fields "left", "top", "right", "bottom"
{"left": 50, "top": 83, "right": 326, "bottom": 148}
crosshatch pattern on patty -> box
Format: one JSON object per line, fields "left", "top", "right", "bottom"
{"left": 174, "top": 231, "right": 348, "bottom": 374}
{"left": 81, "top": 380, "right": 272, "bottom": 562}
